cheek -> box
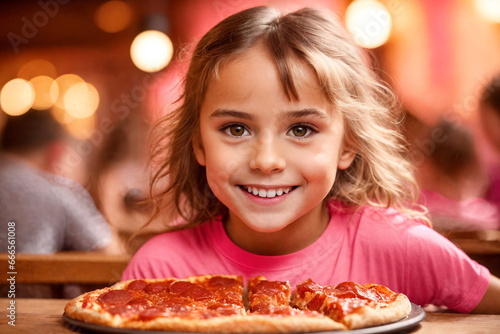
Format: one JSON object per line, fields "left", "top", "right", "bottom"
{"left": 204, "top": 151, "right": 240, "bottom": 198}
{"left": 205, "top": 167, "right": 229, "bottom": 200}
{"left": 297, "top": 145, "right": 340, "bottom": 185}
{"left": 316, "top": 141, "right": 343, "bottom": 168}
{"left": 205, "top": 144, "right": 243, "bottom": 174}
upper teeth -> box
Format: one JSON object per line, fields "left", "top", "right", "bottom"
{"left": 243, "top": 186, "right": 293, "bottom": 198}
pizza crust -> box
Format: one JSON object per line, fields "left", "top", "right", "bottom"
{"left": 64, "top": 292, "right": 118, "bottom": 327}
{"left": 232, "top": 314, "right": 346, "bottom": 333}
{"left": 342, "top": 294, "right": 411, "bottom": 329}
{"left": 131, "top": 313, "right": 344, "bottom": 333}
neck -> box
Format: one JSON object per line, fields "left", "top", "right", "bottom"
{"left": 223, "top": 203, "right": 330, "bottom": 256}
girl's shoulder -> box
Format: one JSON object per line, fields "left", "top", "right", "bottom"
{"left": 136, "top": 219, "right": 219, "bottom": 253}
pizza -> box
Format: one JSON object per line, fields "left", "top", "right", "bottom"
{"left": 64, "top": 274, "right": 412, "bottom": 333}
{"left": 292, "top": 279, "right": 412, "bottom": 329}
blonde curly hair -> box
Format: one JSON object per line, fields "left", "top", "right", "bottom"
{"left": 149, "top": 6, "right": 429, "bottom": 229}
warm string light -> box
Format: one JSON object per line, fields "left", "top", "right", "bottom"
{"left": 94, "top": 0, "right": 133, "bottom": 33}
{"left": 130, "top": 30, "right": 173, "bottom": 72}
{"left": 65, "top": 115, "right": 97, "bottom": 140}
{"left": 64, "top": 82, "right": 99, "bottom": 119}
{"left": 345, "top": 0, "right": 393, "bottom": 49}
{"left": 29, "top": 76, "right": 59, "bottom": 110}
{"left": 1, "top": 61, "right": 99, "bottom": 139}
{"left": 17, "top": 59, "right": 57, "bottom": 79}
{"left": 475, "top": 0, "right": 500, "bottom": 23}
{"left": 0, "top": 79, "right": 35, "bottom": 116}
{"left": 130, "top": 13, "right": 174, "bottom": 73}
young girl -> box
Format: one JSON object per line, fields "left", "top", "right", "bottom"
{"left": 123, "top": 6, "right": 500, "bottom": 313}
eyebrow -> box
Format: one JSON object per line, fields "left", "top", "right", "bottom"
{"left": 278, "top": 108, "right": 329, "bottom": 121}
{"left": 209, "top": 109, "right": 253, "bottom": 120}
{"left": 208, "top": 108, "right": 328, "bottom": 120}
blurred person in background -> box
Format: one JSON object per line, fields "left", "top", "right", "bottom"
{"left": 0, "top": 109, "right": 111, "bottom": 253}
{"left": 405, "top": 114, "right": 499, "bottom": 232}
{"left": 0, "top": 109, "right": 111, "bottom": 297}
{"left": 86, "top": 113, "right": 166, "bottom": 256}
{"left": 481, "top": 74, "right": 500, "bottom": 208}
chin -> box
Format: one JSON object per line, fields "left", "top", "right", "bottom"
{"left": 248, "top": 225, "right": 287, "bottom": 233}
{"left": 240, "top": 216, "right": 293, "bottom": 233}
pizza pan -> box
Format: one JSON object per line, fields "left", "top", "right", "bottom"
{"left": 62, "top": 303, "right": 426, "bottom": 334}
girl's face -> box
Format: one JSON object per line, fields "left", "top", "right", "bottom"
{"left": 194, "top": 43, "right": 356, "bottom": 255}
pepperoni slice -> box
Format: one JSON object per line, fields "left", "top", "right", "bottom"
{"left": 306, "top": 294, "right": 325, "bottom": 311}
{"left": 297, "top": 279, "right": 324, "bottom": 295}
{"left": 182, "top": 285, "right": 215, "bottom": 301}
{"left": 127, "top": 280, "right": 147, "bottom": 291}
{"left": 253, "top": 281, "right": 284, "bottom": 296}
{"left": 144, "top": 282, "right": 172, "bottom": 294}
{"left": 169, "top": 281, "right": 195, "bottom": 294}
{"left": 332, "top": 282, "right": 377, "bottom": 301}
{"left": 333, "top": 290, "right": 358, "bottom": 299}
{"left": 208, "top": 276, "right": 239, "bottom": 287}
{"left": 98, "top": 290, "right": 133, "bottom": 305}
{"left": 217, "top": 292, "right": 243, "bottom": 306}
{"left": 127, "top": 297, "right": 150, "bottom": 310}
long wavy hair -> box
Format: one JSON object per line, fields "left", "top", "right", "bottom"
{"left": 148, "top": 6, "right": 429, "bottom": 230}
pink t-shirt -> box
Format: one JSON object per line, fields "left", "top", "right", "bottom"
{"left": 123, "top": 200, "right": 490, "bottom": 313}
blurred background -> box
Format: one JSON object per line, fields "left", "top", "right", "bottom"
{"left": 1, "top": 0, "right": 500, "bottom": 256}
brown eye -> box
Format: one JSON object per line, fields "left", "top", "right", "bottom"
{"left": 291, "top": 126, "right": 307, "bottom": 137}
{"left": 229, "top": 125, "right": 245, "bottom": 136}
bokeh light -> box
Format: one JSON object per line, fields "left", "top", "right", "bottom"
{"left": 95, "top": 0, "right": 133, "bottom": 33}
{"left": 64, "top": 115, "right": 96, "bottom": 140}
{"left": 17, "top": 59, "right": 57, "bottom": 79}
{"left": 29, "top": 76, "right": 59, "bottom": 110}
{"left": 53, "top": 74, "right": 85, "bottom": 109}
{"left": 64, "top": 82, "right": 100, "bottom": 119}
{"left": 130, "top": 30, "right": 174, "bottom": 72}
{"left": 475, "top": 0, "right": 500, "bottom": 23}
{"left": 51, "top": 104, "right": 74, "bottom": 124}
{"left": 1, "top": 78, "right": 35, "bottom": 116}
{"left": 345, "top": 0, "right": 392, "bottom": 49}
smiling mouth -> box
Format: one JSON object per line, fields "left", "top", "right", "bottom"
{"left": 239, "top": 185, "right": 297, "bottom": 198}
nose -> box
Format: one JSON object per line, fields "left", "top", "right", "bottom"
{"left": 249, "top": 135, "right": 286, "bottom": 174}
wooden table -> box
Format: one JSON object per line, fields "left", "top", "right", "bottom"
{"left": 0, "top": 251, "right": 130, "bottom": 284}
{"left": 1, "top": 298, "right": 500, "bottom": 333}
{"left": 442, "top": 230, "right": 500, "bottom": 255}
